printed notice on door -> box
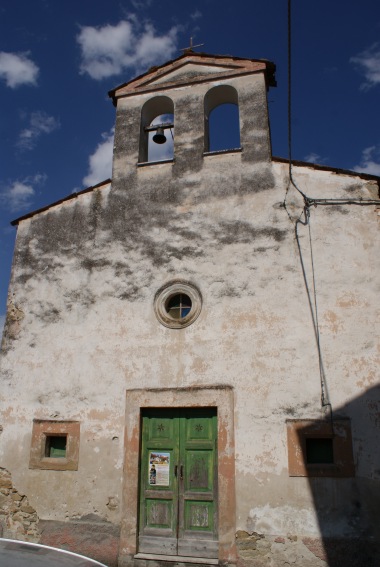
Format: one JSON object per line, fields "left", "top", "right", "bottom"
{"left": 149, "top": 452, "right": 170, "bottom": 486}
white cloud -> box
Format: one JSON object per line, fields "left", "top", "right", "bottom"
{"left": 0, "top": 174, "right": 46, "bottom": 212}
{"left": 148, "top": 135, "right": 174, "bottom": 162}
{"left": 2, "top": 182, "right": 34, "bottom": 211}
{"left": 303, "top": 152, "right": 327, "bottom": 164}
{"left": 190, "top": 10, "right": 202, "bottom": 21}
{"left": 83, "top": 129, "right": 114, "bottom": 187}
{"left": 350, "top": 43, "right": 380, "bottom": 90}
{"left": 18, "top": 111, "right": 60, "bottom": 150}
{"left": 148, "top": 115, "right": 174, "bottom": 162}
{"left": 0, "top": 51, "right": 39, "bottom": 88}
{"left": 77, "top": 19, "right": 179, "bottom": 80}
{"left": 130, "top": 0, "right": 153, "bottom": 9}
{"left": 353, "top": 145, "right": 380, "bottom": 176}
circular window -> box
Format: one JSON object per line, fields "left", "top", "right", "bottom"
{"left": 154, "top": 282, "right": 202, "bottom": 328}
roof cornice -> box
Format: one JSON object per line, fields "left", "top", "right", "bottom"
{"left": 108, "top": 52, "right": 276, "bottom": 105}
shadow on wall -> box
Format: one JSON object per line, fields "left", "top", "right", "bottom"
{"left": 290, "top": 384, "right": 380, "bottom": 567}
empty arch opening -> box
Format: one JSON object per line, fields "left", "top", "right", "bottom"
{"left": 208, "top": 104, "right": 240, "bottom": 152}
{"left": 204, "top": 85, "right": 240, "bottom": 153}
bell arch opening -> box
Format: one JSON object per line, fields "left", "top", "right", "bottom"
{"left": 139, "top": 96, "right": 174, "bottom": 163}
{"left": 204, "top": 85, "right": 240, "bottom": 153}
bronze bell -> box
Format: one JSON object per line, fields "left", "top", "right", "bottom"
{"left": 152, "top": 127, "right": 166, "bottom": 144}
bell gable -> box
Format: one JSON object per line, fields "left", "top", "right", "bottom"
{"left": 109, "top": 52, "right": 276, "bottom": 104}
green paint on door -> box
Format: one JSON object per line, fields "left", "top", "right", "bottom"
{"left": 139, "top": 408, "right": 218, "bottom": 558}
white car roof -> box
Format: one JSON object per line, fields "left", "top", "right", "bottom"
{"left": 0, "top": 539, "right": 108, "bottom": 567}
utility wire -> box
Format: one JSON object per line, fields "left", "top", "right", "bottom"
{"left": 306, "top": 197, "right": 380, "bottom": 206}
{"left": 307, "top": 215, "right": 330, "bottom": 410}
{"left": 283, "top": 0, "right": 307, "bottom": 220}
{"left": 286, "top": 0, "right": 331, "bottom": 418}
{"left": 284, "top": 0, "right": 380, "bottom": 212}
{"left": 295, "top": 213, "right": 332, "bottom": 417}
{"left": 287, "top": 0, "right": 292, "bottom": 172}
{"left": 284, "top": 0, "right": 379, "bottom": 423}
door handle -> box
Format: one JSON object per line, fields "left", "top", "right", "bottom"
{"left": 180, "top": 465, "right": 184, "bottom": 480}
{"left": 174, "top": 465, "right": 178, "bottom": 477}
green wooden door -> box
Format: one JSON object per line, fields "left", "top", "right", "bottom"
{"left": 138, "top": 408, "right": 218, "bottom": 558}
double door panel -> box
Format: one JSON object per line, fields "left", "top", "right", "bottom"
{"left": 138, "top": 408, "right": 218, "bottom": 558}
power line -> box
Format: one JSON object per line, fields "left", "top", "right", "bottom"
{"left": 284, "top": 0, "right": 380, "bottom": 212}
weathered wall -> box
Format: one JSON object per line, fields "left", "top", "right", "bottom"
{"left": 1, "top": 69, "right": 379, "bottom": 567}
{"left": 0, "top": 467, "right": 40, "bottom": 541}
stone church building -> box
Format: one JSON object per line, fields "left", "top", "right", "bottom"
{"left": 1, "top": 52, "right": 379, "bottom": 567}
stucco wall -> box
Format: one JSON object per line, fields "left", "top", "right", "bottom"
{"left": 1, "top": 69, "right": 379, "bottom": 566}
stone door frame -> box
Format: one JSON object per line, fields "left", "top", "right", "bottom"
{"left": 119, "top": 386, "right": 236, "bottom": 567}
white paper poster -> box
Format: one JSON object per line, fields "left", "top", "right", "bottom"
{"left": 149, "top": 451, "right": 170, "bottom": 486}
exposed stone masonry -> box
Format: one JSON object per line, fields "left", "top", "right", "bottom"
{"left": 235, "top": 530, "right": 380, "bottom": 567}
{"left": 236, "top": 530, "right": 325, "bottom": 567}
{"left": 0, "top": 467, "right": 40, "bottom": 541}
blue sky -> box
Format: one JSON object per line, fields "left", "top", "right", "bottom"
{"left": 1, "top": 0, "right": 380, "bottom": 333}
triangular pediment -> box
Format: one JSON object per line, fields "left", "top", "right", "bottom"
{"left": 109, "top": 52, "right": 276, "bottom": 103}
{"left": 144, "top": 62, "right": 239, "bottom": 87}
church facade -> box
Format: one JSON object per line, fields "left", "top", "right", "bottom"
{"left": 1, "top": 52, "right": 379, "bottom": 567}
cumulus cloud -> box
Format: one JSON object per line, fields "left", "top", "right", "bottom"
{"left": 130, "top": 0, "right": 153, "bottom": 9}
{"left": 353, "top": 145, "right": 380, "bottom": 176}
{"left": 83, "top": 129, "right": 114, "bottom": 187}
{"left": 0, "top": 51, "right": 39, "bottom": 88}
{"left": 17, "top": 111, "right": 60, "bottom": 150}
{"left": 148, "top": 114, "right": 174, "bottom": 162}
{"left": 190, "top": 10, "right": 202, "bottom": 21}
{"left": 0, "top": 174, "right": 46, "bottom": 212}
{"left": 4, "top": 182, "right": 35, "bottom": 211}
{"left": 350, "top": 44, "right": 380, "bottom": 90}
{"left": 77, "top": 19, "right": 179, "bottom": 80}
{"left": 303, "top": 152, "right": 327, "bottom": 164}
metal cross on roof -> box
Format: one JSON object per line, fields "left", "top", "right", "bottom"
{"left": 180, "top": 37, "right": 204, "bottom": 53}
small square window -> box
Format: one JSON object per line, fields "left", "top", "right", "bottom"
{"left": 286, "top": 419, "right": 354, "bottom": 477}
{"left": 29, "top": 420, "right": 80, "bottom": 471}
{"left": 306, "top": 438, "right": 334, "bottom": 464}
{"left": 45, "top": 435, "right": 67, "bottom": 458}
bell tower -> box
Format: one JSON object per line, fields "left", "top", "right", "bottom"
{"left": 108, "top": 52, "right": 276, "bottom": 195}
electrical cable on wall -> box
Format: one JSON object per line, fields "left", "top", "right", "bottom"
{"left": 294, "top": 211, "right": 332, "bottom": 415}
{"left": 283, "top": 0, "right": 307, "bottom": 224}
{"left": 282, "top": 0, "right": 379, "bottom": 419}
{"left": 283, "top": 0, "right": 380, "bottom": 215}
{"left": 285, "top": 0, "right": 331, "bottom": 415}
{"left": 307, "top": 214, "right": 331, "bottom": 412}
